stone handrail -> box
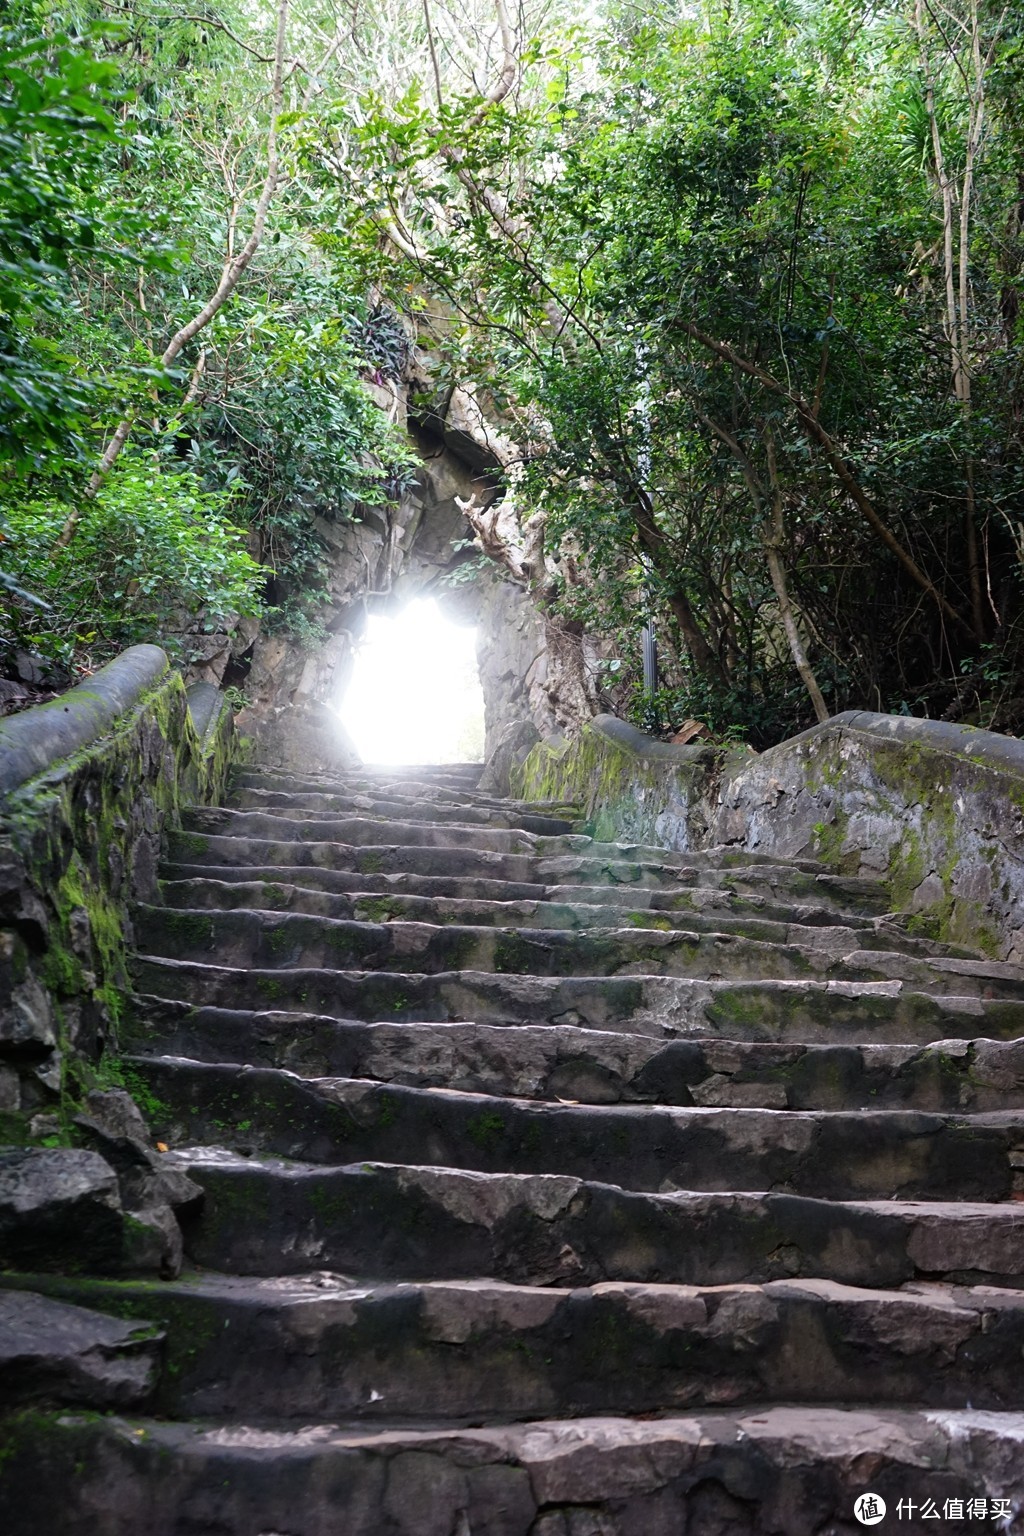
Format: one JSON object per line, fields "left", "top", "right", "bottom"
{"left": 515, "top": 710, "right": 1024, "bottom": 959}
{"left": 0, "top": 645, "right": 171, "bottom": 796}
{"left": 512, "top": 713, "right": 721, "bottom": 849}
{"left": 0, "top": 646, "right": 236, "bottom": 1262}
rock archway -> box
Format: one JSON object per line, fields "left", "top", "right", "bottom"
{"left": 225, "top": 378, "right": 599, "bottom": 775}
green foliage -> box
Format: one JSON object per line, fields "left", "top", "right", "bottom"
{"left": 5, "top": 0, "right": 1024, "bottom": 742}
{"left": 0, "top": 2, "right": 419, "bottom": 677}
{"left": 181, "top": 282, "right": 418, "bottom": 630}
{"left": 336, "top": 0, "right": 1024, "bottom": 742}
{"left": 0, "top": 457, "right": 264, "bottom": 670}
{"left": 0, "top": 8, "right": 175, "bottom": 477}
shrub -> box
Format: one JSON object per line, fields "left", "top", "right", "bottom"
{"left": 1, "top": 456, "right": 265, "bottom": 675}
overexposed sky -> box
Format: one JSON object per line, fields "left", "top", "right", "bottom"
{"left": 339, "top": 597, "right": 485, "bottom": 764}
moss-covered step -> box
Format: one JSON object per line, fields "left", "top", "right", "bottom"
{"left": 11, "top": 1270, "right": 1024, "bottom": 1422}
{"left": 124, "top": 1055, "right": 1021, "bottom": 1202}
{"left": 155, "top": 880, "right": 972, "bottom": 960}
{"left": 160, "top": 863, "right": 895, "bottom": 928}
{"left": 4, "top": 1404, "right": 1024, "bottom": 1536}
{"left": 133, "top": 906, "right": 1014, "bottom": 994}
{"left": 228, "top": 786, "right": 579, "bottom": 835}
{"left": 165, "top": 1149, "right": 1024, "bottom": 1288}
{"left": 183, "top": 806, "right": 600, "bottom": 856}
{"left": 125, "top": 998, "right": 1024, "bottom": 1113}
{"left": 129, "top": 956, "right": 1024, "bottom": 1043}
{"left": 164, "top": 830, "right": 885, "bottom": 904}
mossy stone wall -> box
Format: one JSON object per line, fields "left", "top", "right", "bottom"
{"left": 0, "top": 647, "right": 234, "bottom": 1144}
{"left": 715, "top": 712, "right": 1024, "bottom": 959}
{"left": 517, "top": 710, "right": 1024, "bottom": 960}
{"left": 513, "top": 716, "right": 728, "bottom": 851}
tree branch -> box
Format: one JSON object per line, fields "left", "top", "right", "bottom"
{"left": 54, "top": 0, "right": 291, "bottom": 549}
{"left": 683, "top": 321, "right": 979, "bottom": 640}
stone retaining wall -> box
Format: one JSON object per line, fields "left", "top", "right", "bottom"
{"left": 512, "top": 716, "right": 722, "bottom": 850}
{"left": 515, "top": 712, "right": 1024, "bottom": 960}
{"left": 0, "top": 646, "right": 233, "bottom": 1147}
{"left": 716, "top": 712, "right": 1024, "bottom": 960}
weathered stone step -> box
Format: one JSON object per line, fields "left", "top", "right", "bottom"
{"left": 127, "top": 998, "right": 1024, "bottom": 1113}
{"left": 161, "top": 859, "right": 892, "bottom": 923}
{"left": 229, "top": 786, "right": 579, "bottom": 835}
{"left": 166, "top": 1149, "right": 1024, "bottom": 1288}
{"left": 13, "top": 1270, "right": 1024, "bottom": 1422}
{"left": 184, "top": 805, "right": 600, "bottom": 856}
{"left": 183, "top": 808, "right": 831, "bottom": 873}
{"left": 125, "top": 1055, "right": 1023, "bottom": 1201}
{"left": 4, "top": 1403, "right": 1023, "bottom": 1536}
{"left": 164, "top": 832, "right": 884, "bottom": 912}
{"left": 166, "top": 831, "right": 709, "bottom": 890}
{"left": 358, "top": 760, "right": 483, "bottom": 777}
{"left": 233, "top": 765, "right": 574, "bottom": 811}
{"left": 130, "top": 957, "right": 1024, "bottom": 1043}
{"left": 344, "top": 762, "right": 484, "bottom": 789}
{"left": 156, "top": 879, "right": 962, "bottom": 959}
{"left": 183, "top": 810, "right": 837, "bottom": 888}
{"left": 133, "top": 908, "right": 1024, "bottom": 1002}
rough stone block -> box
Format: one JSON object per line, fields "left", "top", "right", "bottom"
{"left": 0, "top": 1288, "right": 162, "bottom": 1409}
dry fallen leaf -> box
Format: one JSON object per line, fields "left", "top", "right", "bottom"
{"left": 670, "top": 719, "right": 712, "bottom": 745}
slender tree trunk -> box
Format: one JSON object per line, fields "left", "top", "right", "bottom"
{"left": 763, "top": 435, "right": 829, "bottom": 722}
{"left": 915, "top": 0, "right": 1005, "bottom": 642}
{"left": 700, "top": 410, "right": 829, "bottom": 722}
{"left": 54, "top": 0, "right": 291, "bottom": 550}
{"left": 684, "top": 322, "right": 980, "bottom": 641}
{"left": 632, "top": 492, "right": 728, "bottom": 685}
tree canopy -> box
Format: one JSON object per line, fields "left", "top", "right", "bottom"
{"left": 2, "top": 0, "right": 1023, "bottom": 742}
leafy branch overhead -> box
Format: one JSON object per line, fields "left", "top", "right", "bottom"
{"left": 328, "top": 0, "right": 1024, "bottom": 740}
{"left": 2, "top": 0, "right": 1024, "bottom": 744}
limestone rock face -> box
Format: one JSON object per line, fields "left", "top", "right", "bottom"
{"left": 0, "top": 1130, "right": 201, "bottom": 1280}
{"left": 74, "top": 1089, "right": 204, "bottom": 1279}
{"left": 477, "top": 717, "right": 542, "bottom": 796}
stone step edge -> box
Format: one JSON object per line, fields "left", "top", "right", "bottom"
{"left": 156, "top": 875, "right": 901, "bottom": 928}
{"left": 131, "top": 953, "right": 1017, "bottom": 1006}
{"left": 123, "top": 999, "right": 1024, "bottom": 1111}
{"left": 156, "top": 866, "right": 897, "bottom": 929}
{"left": 135, "top": 900, "right": 980, "bottom": 967}
{"left": 127, "top": 1051, "right": 1024, "bottom": 1133}
{"left": 178, "top": 817, "right": 832, "bottom": 874}
{"left": 8, "top": 1270, "right": 1024, "bottom": 1418}
{"left": 5, "top": 1403, "right": 1022, "bottom": 1536}
{"left": 170, "top": 1145, "right": 1024, "bottom": 1218}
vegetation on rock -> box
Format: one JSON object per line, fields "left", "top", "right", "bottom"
{"left": 1, "top": 0, "right": 1023, "bottom": 743}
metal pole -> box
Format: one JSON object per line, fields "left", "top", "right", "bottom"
{"left": 642, "top": 621, "right": 658, "bottom": 697}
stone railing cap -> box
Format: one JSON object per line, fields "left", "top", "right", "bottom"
{"left": 0, "top": 644, "right": 170, "bottom": 799}
{"left": 591, "top": 714, "right": 717, "bottom": 764}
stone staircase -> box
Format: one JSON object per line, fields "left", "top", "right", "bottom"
{"left": 13, "top": 761, "right": 1024, "bottom": 1533}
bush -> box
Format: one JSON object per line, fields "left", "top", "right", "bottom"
{"left": 1, "top": 457, "right": 265, "bottom": 675}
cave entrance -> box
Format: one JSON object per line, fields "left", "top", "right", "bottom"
{"left": 339, "top": 596, "right": 485, "bottom": 765}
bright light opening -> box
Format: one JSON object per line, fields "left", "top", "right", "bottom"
{"left": 339, "top": 597, "right": 485, "bottom": 765}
